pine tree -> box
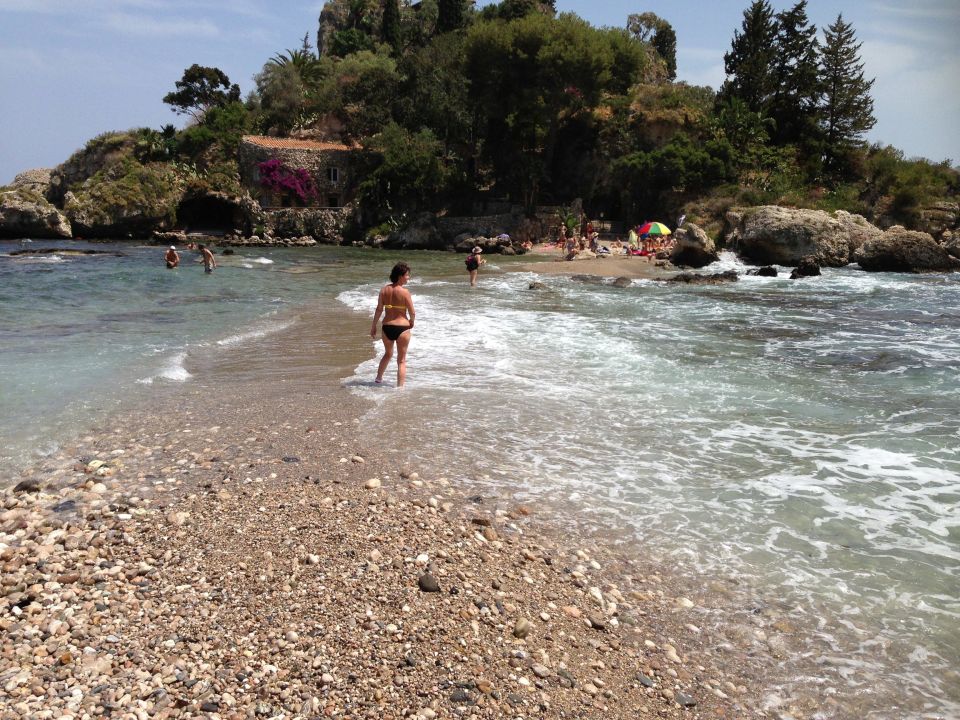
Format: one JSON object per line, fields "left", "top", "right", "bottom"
{"left": 768, "top": 1, "right": 821, "bottom": 147}
{"left": 719, "top": 0, "right": 778, "bottom": 114}
{"left": 652, "top": 22, "right": 677, "bottom": 82}
{"left": 820, "top": 14, "right": 876, "bottom": 173}
{"left": 381, "top": 0, "right": 400, "bottom": 53}
{"left": 437, "top": 0, "right": 465, "bottom": 33}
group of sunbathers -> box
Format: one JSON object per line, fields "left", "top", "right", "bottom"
{"left": 555, "top": 223, "right": 674, "bottom": 261}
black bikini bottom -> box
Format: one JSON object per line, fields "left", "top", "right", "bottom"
{"left": 382, "top": 324, "right": 410, "bottom": 341}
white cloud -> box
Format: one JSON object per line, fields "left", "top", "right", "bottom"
{"left": 103, "top": 12, "right": 220, "bottom": 37}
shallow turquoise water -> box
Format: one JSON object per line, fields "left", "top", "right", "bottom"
{"left": 2, "top": 240, "right": 958, "bottom": 718}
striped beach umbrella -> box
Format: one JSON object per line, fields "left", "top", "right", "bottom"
{"left": 637, "top": 221, "right": 671, "bottom": 236}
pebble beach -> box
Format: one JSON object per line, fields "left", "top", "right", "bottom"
{"left": 1, "top": 313, "right": 771, "bottom": 720}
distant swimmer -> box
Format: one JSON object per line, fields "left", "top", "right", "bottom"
{"left": 165, "top": 245, "right": 180, "bottom": 269}
{"left": 371, "top": 262, "right": 415, "bottom": 387}
{"left": 198, "top": 244, "right": 217, "bottom": 273}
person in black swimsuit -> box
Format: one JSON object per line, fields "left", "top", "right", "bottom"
{"left": 371, "top": 262, "right": 415, "bottom": 387}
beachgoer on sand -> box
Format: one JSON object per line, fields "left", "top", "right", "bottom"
{"left": 198, "top": 244, "right": 217, "bottom": 273}
{"left": 465, "top": 247, "right": 485, "bottom": 286}
{"left": 371, "top": 262, "right": 415, "bottom": 387}
{"left": 164, "top": 245, "right": 180, "bottom": 269}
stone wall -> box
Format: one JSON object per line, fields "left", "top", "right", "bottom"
{"left": 266, "top": 208, "right": 351, "bottom": 244}
{"left": 237, "top": 140, "right": 363, "bottom": 209}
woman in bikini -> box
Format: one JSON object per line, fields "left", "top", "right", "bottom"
{"left": 370, "top": 262, "right": 415, "bottom": 387}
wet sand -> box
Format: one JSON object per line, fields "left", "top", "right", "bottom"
{"left": 0, "top": 303, "right": 775, "bottom": 719}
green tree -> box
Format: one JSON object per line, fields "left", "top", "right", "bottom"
{"left": 313, "top": 50, "right": 401, "bottom": 138}
{"left": 381, "top": 0, "right": 401, "bottom": 53}
{"left": 395, "top": 32, "right": 471, "bottom": 148}
{"left": 437, "top": 0, "right": 465, "bottom": 33}
{"left": 626, "top": 12, "right": 661, "bottom": 42}
{"left": 329, "top": 27, "right": 375, "bottom": 56}
{"left": 719, "top": 0, "right": 778, "bottom": 114}
{"left": 358, "top": 122, "right": 454, "bottom": 219}
{"left": 465, "top": 13, "right": 619, "bottom": 210}
{"left": 651, "top": 22, "right": 677, "bottom": 81}
{"left": 254, "top": 61, "right": 308, "bottom": 135}
{"left": 768, "top": 1, "right": 821, "bottom": 148}
{"left": 820, "top": 14, "right": 875, "bottom": 176}
{"left": 163, "top": 64, "right": 241, "bottom": 121}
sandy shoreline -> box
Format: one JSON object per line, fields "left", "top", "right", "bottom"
{"left": 0, "top": 309, "right": 778, "bottom": 720}
{"left": 510, "top": 247, "right": 676, "bottom": 281}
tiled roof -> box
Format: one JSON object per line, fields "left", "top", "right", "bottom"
{"left": 241, "top": 135, "right": 358, "bottom": 151}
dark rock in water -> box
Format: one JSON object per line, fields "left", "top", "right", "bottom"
{"left": 528, "top": 281, "right": 546, "bottom": 290}
{"left": 222, "top": 248, "right": 235, "bottom": 255}
{"left": 749, "top": 266, "right": 778, "bottom": 277}
{"left": 13, "top": 478, "right": 42, "bottom": 493}
{"left": 675, "top": 692, "right": 697, "bottom": 707}
{"left": 570, "top": 274, "right": 604, "bottom": 285}
{"left": 51, "top": 499, "right": 77, "bottom": 513}
{"left": 418, "top": 573, "right": 441, "bottom": 593}
{"left": 790, "top": 255, "right": 821, "bottom": 279}
{"left": 668, "top": 270, "right": 738, "bottom": 284}
{"left": 611, "top": 276, "right": 632, "bottom": 288}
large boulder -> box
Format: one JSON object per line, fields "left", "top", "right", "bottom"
{"left": 0, "top": 184, "right": 72, "bottom": 239}
{"left": 943, "top": 231, "right": 960, "bottom": 260}
{"left": 854, "top": 226, "right": 960, "bottom": 272}
{"left": 669, "top": 222, "right": 718, "bottom": 268}
{"left": 727, "top": 206, "right": 880, "bottom": 266}
{"left": 385, "top": 212, "right": 443, "bottom": 250}
{"left": 915, "top": 201, "right": 959, "bottom": 240}
{"left": 834, "top": 210, "right": 882, "bottom": 256}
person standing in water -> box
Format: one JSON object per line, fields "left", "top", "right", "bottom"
{"left": 198, "top": 244, "right": 217, "bottom": 273}
{"left": 371, "top": 262, "right": 415, "bottom": 387}
{"left": 465, "top": 246, "right": 485, "bottom": 287}
{"left": 164, "top": 245, "right": 180, "bottom": 269}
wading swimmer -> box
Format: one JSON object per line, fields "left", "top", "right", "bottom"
{"left": 371, "top": 262, "right": 415, "bottom": 387}
{"left": 465, "top": 246, "right": 485, "bottom": 287}
{"left": 199, "top": 244, "right": 217, "bottom": 273}
{"left": 165, "top": 245, "right": 180, "bottom": 269}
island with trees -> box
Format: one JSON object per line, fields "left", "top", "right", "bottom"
{"left": 1, "top": 0, "right": 957, "bottom": 270}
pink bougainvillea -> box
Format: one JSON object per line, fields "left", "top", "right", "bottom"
{"left": 258, "top": 159, "right": 318, "bottom": 203}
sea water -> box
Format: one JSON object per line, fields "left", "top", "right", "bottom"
{"left": 2, "top": 240, "right": 958, "bottom": 718}
{"left": 341, "top": 252, "right": 960, "bottom": 719}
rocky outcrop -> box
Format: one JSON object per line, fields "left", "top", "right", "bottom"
{"left": 267, "top": 207, "right": 350, "bottom": 244}
{"left": 834, "top": 210, "right": 882, "bottom": 256}
{"left": 915, "top": 202, "right": 959, "bottom": 240}
{"left": 384, "top": 212, "right": 444, "bottom": 250}
{"left": 748, "top": 266, "right": 778, "bottom": 277}
{"left": 789, "top": 255, "right": 821, "bottom": 279}
{"left": 0, "top": 185, "right": 72, "bottom": 239}
{"left": 854, "top": 226, "right": 960, "bottom": 272}
{"left": 943, "top": 231, "right": 960, "bottom": 260}
{"left": 726, "top": 206, "right": 880, "bottom": 266}
{"left": 669, "top": 222, "right": 718, "bottom": 268}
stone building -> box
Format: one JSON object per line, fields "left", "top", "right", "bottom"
{"left": 238, "top": 136, "right": 363, "bottom": 209}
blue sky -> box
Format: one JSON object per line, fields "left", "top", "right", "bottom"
{"left": 1, "top": 0, "right": 957, "bottom": 184}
